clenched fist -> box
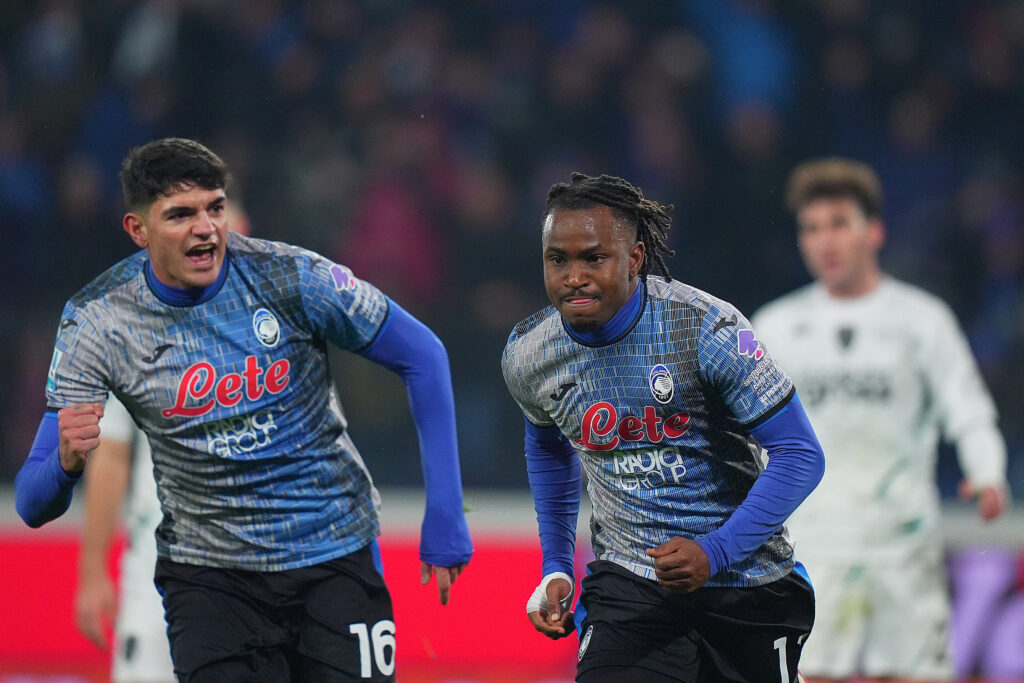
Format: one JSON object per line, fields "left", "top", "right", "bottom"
{"left": 646, "top": 536, "right": 711, "bottom": 593}
{"left": 57, "top": 403, "right": 104, "bottom": 473}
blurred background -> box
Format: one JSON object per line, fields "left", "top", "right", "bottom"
{"left": 1, "top": 0, "right": 1023, "bottom": 681}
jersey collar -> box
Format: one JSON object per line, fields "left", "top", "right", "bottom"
{"left": 144, "top": 253, "right": 231, "bottom": 307}
{"left": 562, "top": 278, "right": 646, "bottom": 347}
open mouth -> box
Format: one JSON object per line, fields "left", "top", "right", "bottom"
{"left": 186, "top": 243, "right": 217, "bottom": 267}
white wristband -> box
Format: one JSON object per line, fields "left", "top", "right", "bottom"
{"left": 526, "top": 571, "right": 575, "bottom": 614}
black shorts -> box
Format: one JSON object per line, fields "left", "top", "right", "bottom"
{"left": 154, "top": 543, "right": 395, "bottom": 683}
{"left": 574, "top": 561, "right": 814, "bottom": 683}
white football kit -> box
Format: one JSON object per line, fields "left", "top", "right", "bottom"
{"left": 99, "top": 396, "right": 174, "bottom": 683}
{"left": 753, "top": 277, "right": 1008, "bottom": 680}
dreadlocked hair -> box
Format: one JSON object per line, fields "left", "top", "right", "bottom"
{"left": 544, "top": 172, "right": 675, "bottom": 281}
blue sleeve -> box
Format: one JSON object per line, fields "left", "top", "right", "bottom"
{"left": 359, "top": 299, "right": 473, "bottom": 566}
{"left": 696, "top": 392, "right": 824, "bottom": 576}
{"left": 524, "top": 418, "right": 581, "bottom": 577}
{"left": 15, "top": 412, "right": 82, "bottom": 528}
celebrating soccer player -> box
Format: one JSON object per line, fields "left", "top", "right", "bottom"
{"left": 16, "top": 137, "right": 473, "bottom": 682}
{"left": 501, "top": 172, "right": 825, "bottom": 682}
{"left": 753, "top": 158, "right": 1010, "bottom": 683}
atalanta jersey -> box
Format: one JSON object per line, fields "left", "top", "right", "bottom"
{"left": 502, "top": 277, "right": 796, "bottom": 587}
{"left": 46, "top": 233, "right": 388, "bottom": 571}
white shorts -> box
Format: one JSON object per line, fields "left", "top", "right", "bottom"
{"left": 112, "top": 545, "right": 175, "bottom": 683}
{"left": 798, "top": 552, "right": 953, "bottom": 680}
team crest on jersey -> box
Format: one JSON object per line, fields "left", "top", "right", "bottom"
{"left": 578, "top": 625, "right": 594, "bottom": 661}
{"left": 252, "top": 308, "right": 281, "bottom": 347}
{"left": 737, "top": 329, "right": 765, "bottom": 360}
{"left": 649, "top": 364, "right": 674, "bottom": 404}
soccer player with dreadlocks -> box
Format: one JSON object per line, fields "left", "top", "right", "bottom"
{"left": 501, "top": 172, "right": 825, "bottom": 682}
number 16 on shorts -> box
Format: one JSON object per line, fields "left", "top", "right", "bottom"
{"left": 349, "top": 619, "right": 396, "bottom": 679}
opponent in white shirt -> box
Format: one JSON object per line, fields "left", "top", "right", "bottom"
{"left": 75, "top": 395, "right": 173, "bottom": 683}
{"left": 753, "top": 158, "right": 1010, "bottom": 683}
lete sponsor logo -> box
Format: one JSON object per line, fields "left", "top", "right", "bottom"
{"left": 162, "top": 355, "right": 290, "bottom": 418}
{"left": 575, "top": 402, "right": 689, "bottom": 451}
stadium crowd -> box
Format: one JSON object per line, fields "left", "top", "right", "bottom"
{"left": 1, "top": 0, "right": 1022, "bottom": 492}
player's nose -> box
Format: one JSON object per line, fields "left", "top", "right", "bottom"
{"left": 566, "top": 263, "right": 588, "bottom": 289}
{"left": 193, "top": 211, "right": 215, "bottom": 236}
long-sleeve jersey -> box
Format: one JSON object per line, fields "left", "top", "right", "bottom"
{"left": 502, "top": 277, "right": 822, "bottom": 588}
{"left": 18, "top": 232, "right": 472, "bottom": 571}
{"left": 753, "top": 277, "right": 1008, "bottom": 561}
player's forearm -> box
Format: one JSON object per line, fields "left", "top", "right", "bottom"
{"left": 525, "top": 419, "right": 581, "bottom": 577}
{"left": 361, "top": 300, "right": 472, "bottom": 565}
{"left": 15, "top": 412, "right": 81, "bottom": 527}
{"left": 697, "top": 393, "right": 824, "bottom": 575}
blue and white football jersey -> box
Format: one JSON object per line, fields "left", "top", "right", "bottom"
{"left": 502, "top": 277, "right": 796, "bottom": 587}
{"left": 46, "top": 233, "right": 388, "bottom": 571}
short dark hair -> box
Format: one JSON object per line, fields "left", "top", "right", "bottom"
{"left": 786, "top": 157, "right": 882, "bottom": 218}
{"left": 544, "top": 172, "right": 676, "bottom": 280}
{"left": 119, "top": 138, "right": 230, "bottom": 211}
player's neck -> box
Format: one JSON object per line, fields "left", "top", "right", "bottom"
{"left": 144, "top": 257, "right": 231, "bottom": 306}
{"left": 563, "top": 278, "right": 645, "bottom": 347}
{"left": 823, "top": 266, "right": 882, "bottom": 299}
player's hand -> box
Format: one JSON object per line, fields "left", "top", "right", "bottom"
{"left": 420, "top": 561, "right": 468, "bottom": 606}
{"left": 75, "top": 568, "right": 116, "bottom": 650}
{"left": 959, "top": 479, "right": 1008, "bottom": 521}
{"left": 646, "top": 536, "right": 711, "bottom": 593}
{"left": 57, "top": 403, "right": 105, "bottom": 474}
{"left": 527, "top": 575, "right": 575, "bottom": 640}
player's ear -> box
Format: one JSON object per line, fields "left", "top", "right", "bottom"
{"left": 123, "top": 212, "right": 148, "bottom": 249}
{"left": 868, "top": 218, "right": 886, "bottom": 252}
{"left": 628, "top": 240, "right": 645, "bottom": 279}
